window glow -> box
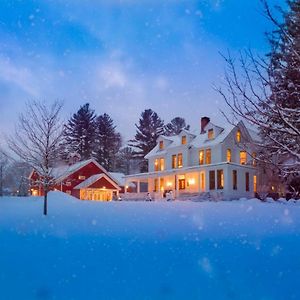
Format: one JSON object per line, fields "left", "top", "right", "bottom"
{"left": 178, "top": 153, "right": 183, "bottom": 168}
{"left": 199, "top": 150, "right": 204, "bottom": 165}
{"left": 240, "top": 151, "right": 247, "bottom": 165}
{"left": 159, "top": 140, "right": 164, "bottom": 150}
{"left": 208, "top": 129, "right": 214, "bottom": 139}
{"left": 206, "top": 149, "right": 211, "bottom": 164}
{"left": 182, "top": 136, "right": 187, "bottom": 145}
{"left": 227, "top": 149, "right": 231, "bottom": 162}
{"left": 236, "top": 130, "right": 241, "bottom": 142}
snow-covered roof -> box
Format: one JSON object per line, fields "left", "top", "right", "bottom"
{"left": 51, "top": 159, "right": 106, "bottom": 182}
{"left": 108, "top": 172, "right": 126, "bottom": 186}
{"left": 74, "top": 173, "right": 120, "bottom": 190}
{"left": 145, "top": 122, "right": 235, "bottom": 159}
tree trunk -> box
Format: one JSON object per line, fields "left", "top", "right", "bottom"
{"left": 43, "top": 190, "right": 48, "bottom": 215}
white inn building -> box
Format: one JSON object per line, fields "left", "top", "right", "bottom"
{"left": 125, "top": 117, "right": 260, "bottom": 200}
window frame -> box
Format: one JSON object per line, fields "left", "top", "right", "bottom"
{"left": 206, "top": 149, "right": 211, "bottom": 164}
{"left": 245, "top": 172, "right": 250, "bottom": 192}
{"left": 240, "top": 151, "right": 247, "bottom": 165}
{"left": 209, "top": 170, "right": 215, "bottom": 190}
{"left": 232, "top": 170, "right": 237, "bottom": 190}
{"left": 217, "top": 169, "right": 224, "bottom": 190}
{"left": 208, "top": 128, "right": 214, "bottom": 140}
{"left": 178, "top": 153, "right": 183, "bottom": 168}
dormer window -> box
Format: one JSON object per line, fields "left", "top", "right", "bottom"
{"left": 236, "top": 130, "right": 241, "bottom": 143}
{"left": 182, "top": 136, "right": 187, "bottom": 145}
{"left": 159, "top": 141, "right": 164, "bottom": 150}
{"left": 208, "top": 129, "right": 214, "bottom": 140}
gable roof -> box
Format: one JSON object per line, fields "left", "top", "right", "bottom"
{"left": 73, "top": 173, "right": 120, "bottom": 190}
{"left": 145, "top": 120, "right": 258, "bottom": 159}
{"left": 29, "top": 158, "right": 108, "bottom": 182}
{"left": 53, "top": 159, "right": 107, "bottom": 183}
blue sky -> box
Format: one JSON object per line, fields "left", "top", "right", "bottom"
{"left": 0, "top": 0, "right": 284, "bottom": 141}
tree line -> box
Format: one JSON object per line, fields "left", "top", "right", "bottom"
{"left": 59, "top": 103, "right": 190, "bottom": 173}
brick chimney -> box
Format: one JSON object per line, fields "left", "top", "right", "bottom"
{"left": 201, "top": 117, "right": 210, "bottom": 133}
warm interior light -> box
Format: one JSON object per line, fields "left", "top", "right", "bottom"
{"left": 188, "top": 178, "right": 196, "bottom": 185}
{"left": 166, "top": 181, "right": 172, "bottom": 187}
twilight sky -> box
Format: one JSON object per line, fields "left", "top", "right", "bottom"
{"left": 0, "top": 0, "right": 284, "bottom": 142}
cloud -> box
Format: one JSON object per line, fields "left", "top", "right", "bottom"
{"left": 0, "top": 56, "right": 40, "bottom": 96}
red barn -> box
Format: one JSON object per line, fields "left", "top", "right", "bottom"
{"left": 29, "top": 159, "right": 125, "bottom": 201}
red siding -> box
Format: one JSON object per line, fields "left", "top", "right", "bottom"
{"left": 54, "top": 162, "right": 104, "bottom": 193}
{"left": 29, "top": 161, "right": 121, "bottom": 199}
{"left": 89, "top": 177, "right": 118, "bottom": 190}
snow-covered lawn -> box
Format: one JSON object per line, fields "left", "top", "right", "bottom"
{"left": 1, "top": 192, "right": 300, "bottom": 300}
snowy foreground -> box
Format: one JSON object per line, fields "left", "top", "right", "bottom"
{"left": 1, "top": 192, "right": 300, "bottom": 300}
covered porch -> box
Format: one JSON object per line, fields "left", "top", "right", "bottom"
{"left": 74, "top": 173, "right": 121, "bottom": 201}
{"left": 124, "top": 168, "right": 207, "bottom": 200}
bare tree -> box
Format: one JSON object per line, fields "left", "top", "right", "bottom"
{"left": 216, "top": 1, "right": 300, "bottom": 177}
{"left": 8, "top": 100, "right": 64, "bottom": 215}
{"left": 0, "top": 152, "right": 9, "bottom": 196}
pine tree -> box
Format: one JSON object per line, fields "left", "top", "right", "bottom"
{"left": 95, "top": 113, "right": 122, "bottom": 171}
{"left": 129, "top": 109, "right": 165, "bottom": 172}
{"left": 63, "top": 103, "right": 96, "bottom": 161}
{"left": 165, "top": 117, "right": 190, "bottom": 136}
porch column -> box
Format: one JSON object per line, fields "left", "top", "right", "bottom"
{"left": 175, "top": 175, "right": 179, "bottom": 198}
{"left": 137, "top": 179, "right": 140, "bottom": 194}
{"left": 198, "top": 172, "right": 201, "bottom": 193}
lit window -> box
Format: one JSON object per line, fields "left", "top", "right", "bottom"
{"left": 182, "top": 136, "right": 187, "bottom": 145}
{"left": 199, "top": 150, "right": 204, "bottom": 165}
{"left": 217, "top": 170, "right": 224, "bottom": 189}
{"left": 206, "top": 149, "right": 211, "bottom": 164}
{"left": 178, "top": 153, "right": 183, "bottom": 168}
{"left": 179, "top": 176, "right": 185, "bottom": 190}
{"left": 172, "top": 155, "right": 177, "bottom": 169}
{"left": 159, "top": 141, "right": 164, "bottom": 150}
{"left": 252, "top": 152, "right": 257, "bottom": 166}
{"left": 208, "top": 129, "right": 214, "bottom": 140}
{"left": 154, "top": 159, "right": 159, "bottom": 171}
{"left": 78, "top": 175, "right": 86, "bottom": 180}
{"left": 236, "top": 130, "right": 241, "bottom": 142}
{"left": 232, "top": 170, "right": 237, "bottom": 190}
{"left": 245, "top": 172, "right": 250, "bottom": 192}
{"left": 160, "top": 178, "right": 164, "bottom": 191}
{"left": 154, "top": 158, "right": 165, "bottom": 171}
{"left": 160, "top": 158, "right": 165, "bottom": 171}
{"left": 253, "top": 175, "right": 257, "bottom": 193}
{"left": 227, "top": 149, "right": 231, "bottom": 162}
{"left": 240, "top": 151, "right": 247, "bottom": 165}
{"left": 209, "top": 170, "right": 215, "bottom": 190}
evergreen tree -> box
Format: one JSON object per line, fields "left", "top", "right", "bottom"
{"left": 95, "top": 113, "right": 122, "bottom": 171}
{"left": 63, "top": 103, "right": 96, "bottom": 161}
{"left": 129, "top": 109, "right": 165, "bottom": 172}
{"left": 165, "top": 117, "right": 190, "bottom": 136}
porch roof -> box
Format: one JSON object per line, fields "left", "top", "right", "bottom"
{"left": 125, "top": 162, "right": 256, "bottom": 180}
